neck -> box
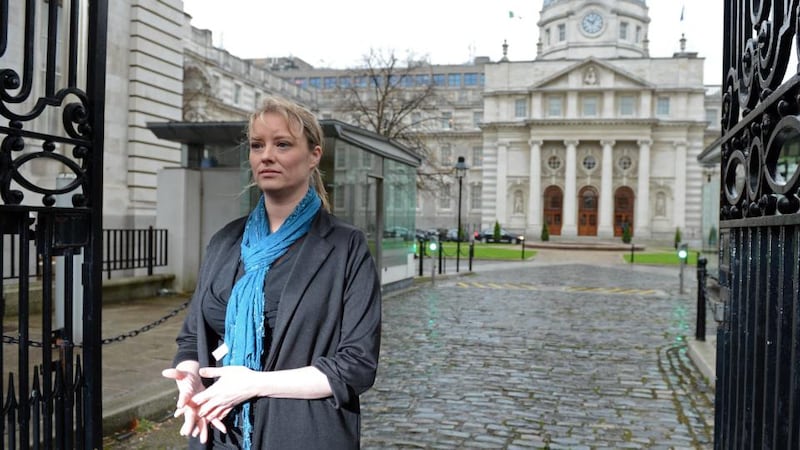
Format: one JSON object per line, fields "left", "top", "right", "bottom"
{"left": 263, "top": 189, "right": 310, "bottom": 233}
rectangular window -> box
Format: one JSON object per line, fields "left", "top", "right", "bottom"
{"left": 440, "top": 144, "right": 452, "bottom": 165}
{"left": 473, "top": 111, "right": 483, "bottom": 127}
{"left": 293, "top": 78, "right": 306, "bottom": 88}
{"left": 706, "top": 108, "right": 718, "bottom": 126}
{"left": 308, "top": 77, "right": 321, "bottom": 88}
{"left": 479, "top": 73, "right": 485, "bottom": 86}
{"left": 334, "top": 187, "right": 346, "bottom": 211}
{"left": 354, "top": 76, "right": 367, "bottom": 87}
{"left": 324, "top": 77, "right": 337, "bottom": 89}
{"left": 619, "top": 95, "right": 635, "bottom": 116}
{"left": 254, "top": 92, "right": 261, "bottom": 109}
{"left": 472, "top": 146, "right": 483, "bottom": 167}
{"left": 415, "top": 74, "right": 430, "bottom": 85}
{"left": 619, "top": 22, "right": 628, "bottom": 40}
{"left": 657, "top": 97, "right": 670, "bottom": 116}
{"left": 558, "top": 24, "right": 566, "bottom": 41}
{"left": 441, "top": 112, "right": 453, "bottom": 129}
{"left": 547, "top": 96, "right": 563, "bottom": 117}
{"left": 411, "top": 112, "right": 421, "bottom": 129}
{"left": 448, "top": 73, "right": 461, "bottom": 87}
{"left": 464, "top": 73, "right": 478, "bottom": 86}
{"left": 234, "top": 84, "right": 242, "bottom": 104}
{"left": 470, "top": 184, "right": 482, "bottom": 210}
{"left": 439, "top": 184, "right": 452, "bottom": 209}
{"left": 635, "top": 26, "right": 642, "bottom": 43}
{"left": 402, "top": 75, "right": 414, "bottom": 87}
{"left": 545, "top": 28, "right": 551, "bottom": 45}
{"left": 582, "top": 96, "right": 598, "bottom": 117}
{"left": 433, "top": 74, "right": 446, "bottom": 86}
{"left": 514, "top": 99, "right": 527, "bottom": 118}
{"left": 338, "top": 76, "right": 351, "bottom": 88}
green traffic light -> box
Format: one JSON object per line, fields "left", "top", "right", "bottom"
{"left": 428, "top": 241, "right": 438, "bottom": 252}
{"left": 677, "top": 243, "right": 688, "bottom": 260}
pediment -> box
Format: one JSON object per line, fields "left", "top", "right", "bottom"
{"left": 532, "top": 57, "right": 652, "bottom": 90}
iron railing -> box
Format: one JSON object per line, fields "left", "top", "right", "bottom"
{"left": 695, "top": 257, "right": 723, "bottom": 342}
{"left": 102, "top": 226, "right": 168, "bottom": 279}
{"left": 2, "top": 227, "right": 168, "bottom": 281}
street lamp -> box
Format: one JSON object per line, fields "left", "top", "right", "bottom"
{"left": 454, "top": 156, "right": 469, "bottom": 272}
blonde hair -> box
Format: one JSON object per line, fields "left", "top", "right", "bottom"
{"left": 248, "top": 96, "right": 331, "bottom": 212}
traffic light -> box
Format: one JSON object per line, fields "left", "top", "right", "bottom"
{"left": 428, "top": 240, "right": 438, "bottom": 253}
{"left": 677, "top": 243, "right": 688, "bottom": 262}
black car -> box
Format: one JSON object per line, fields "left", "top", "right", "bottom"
{"left": 476, "top": 228, "right": 521, "bottom": 244}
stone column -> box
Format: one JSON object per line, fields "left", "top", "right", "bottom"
{"left": 673, "top": 140, "right": 687, "bottom": 230}
{"left": 563, "top": 140, "right": 579, "bottom": 236}
{"left": 636, "top": 139, "right": 652, "bottom": 238}
{"left": 496, "top": 141, "right": 509, "bottom": 225}
{"left": 598, "top": 140, "right": 615, "bottom": 237}
{"left": 528, "top": 139, "right": 543, "bottom": 235}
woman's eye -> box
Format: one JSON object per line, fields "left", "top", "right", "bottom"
{"left": 250, "top": 141, "right": 264, "bottom": 151}
{"left": 277, "top": 141, "right": 291, "bottom": 149}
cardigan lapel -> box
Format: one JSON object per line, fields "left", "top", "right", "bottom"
{"left": 265, "top": 212, "right": 334, "bottom": 369}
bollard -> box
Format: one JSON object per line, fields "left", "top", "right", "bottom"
{"left": 696, "top": 257, "right": 708, "bottom": 341}
{"left": 469, "top": 240, "right": 474, "bottom": 271}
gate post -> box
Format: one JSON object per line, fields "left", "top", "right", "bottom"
{"left": 695, "top": 256, "right": 707, "bottom": 342}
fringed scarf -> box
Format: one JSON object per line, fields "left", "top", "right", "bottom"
{"left": 222, "top": 188, "right": 320, "bottom": 449}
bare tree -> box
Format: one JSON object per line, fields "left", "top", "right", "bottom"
{"left": 332, "top": 49, "right": 451, "bottom": 192}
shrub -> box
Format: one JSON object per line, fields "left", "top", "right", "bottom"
{"left": 493, "top": 221, "right": 501, "bottom": 241}
{"left": 621, "top": 223, "right": 632, "bottom": 244}
{"left": 708, "top": 226, "right": 717, "bottom": 247}
{"left": 541, "top": 223, "right": 550, "bottom": 241}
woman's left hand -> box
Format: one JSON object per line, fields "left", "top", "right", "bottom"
{"left": 192, "top": 366, "right": 260, "bottom": 422}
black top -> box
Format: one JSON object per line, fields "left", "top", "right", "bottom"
{"left": 203, "top": 240, "right": 301, "bottom": 362}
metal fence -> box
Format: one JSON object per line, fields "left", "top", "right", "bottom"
{"left": 2, "top": 227, "right": 168, "bottom": 281}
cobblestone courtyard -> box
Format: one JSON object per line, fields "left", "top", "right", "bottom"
{"left": 361, "top": 263, "right": 714, "bottom": 449}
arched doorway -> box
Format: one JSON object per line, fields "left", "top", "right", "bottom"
{"left": 578, "top": 186, "right": 598, "bottom": 236}
{"left": 614, "top": 186, "right": 635, "bottom": 237}
{"left": 543, "top": 185, "right": 562, "bottom": 236}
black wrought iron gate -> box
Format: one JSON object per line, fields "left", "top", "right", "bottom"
{"left": 717, "top": 1, "right": 800, "bottom": 448}
{"left": 0, "top": 1, "right": 107, "bottom": 448}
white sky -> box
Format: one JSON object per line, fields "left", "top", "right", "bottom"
{"left": 182, "top": 1, "right": 723, "bottom": 85}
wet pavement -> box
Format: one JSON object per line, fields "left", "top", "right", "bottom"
{"left": 103, "top": 250, "right": 715, "bottom": 449}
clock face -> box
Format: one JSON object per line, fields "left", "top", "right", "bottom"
{"left": 581, "top": 12, "right": 604, "bottom": 35}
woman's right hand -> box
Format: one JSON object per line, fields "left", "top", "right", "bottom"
{"left": 162, "top": 360, "right": 226, "bottom": 443}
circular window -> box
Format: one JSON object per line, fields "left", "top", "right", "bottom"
{"left": 547, "top": 155, "right": 562, "bottom": 170}
{"left": 582, "top": 155, "right": 597, "bottom": 171}
{"left": 618, "top": 156, "right": 632, "bottom": 171}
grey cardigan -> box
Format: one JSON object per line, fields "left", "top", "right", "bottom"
{"left": 174, "top": 209, "right": 381, "bottom": 449}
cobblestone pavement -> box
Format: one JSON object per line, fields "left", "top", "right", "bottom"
{"left": 361, "top": 264, "right": 714, "bottom": 449}
{"left": 105, "top": 259, "right": 715, "bottom": 449}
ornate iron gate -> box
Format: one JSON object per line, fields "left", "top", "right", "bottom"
{"left": 718, "top": 1, "right": 800, "bottom": 448}
{"left": 0, "top": 1, "right": 107, "bottom": 448}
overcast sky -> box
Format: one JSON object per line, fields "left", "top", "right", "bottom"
{"left": 182, "top": 1, "right": 723, "bottom": 85}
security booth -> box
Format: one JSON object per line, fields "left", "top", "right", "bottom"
{"left": 148, "top": 119, "right": 421, "bottom": 292}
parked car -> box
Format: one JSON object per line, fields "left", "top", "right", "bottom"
{"left": 384, "top": 226, "right": 411, "bottom": 240}
{"left": 444, "top": 228, "right": 469, "bottom": 242}
{"left": 476, "top": 228, "right": 521, "bottom": 244}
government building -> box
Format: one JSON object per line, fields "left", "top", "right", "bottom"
{"left": 7, "top": 0, "right": 721, "bottom": 248}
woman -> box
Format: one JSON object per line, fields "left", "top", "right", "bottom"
{"left": 163, "top": 96, "right": 381, "bottom": 449}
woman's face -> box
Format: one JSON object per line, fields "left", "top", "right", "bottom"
{"left": 249, "top": 112, "right": 321, "bottom": 202}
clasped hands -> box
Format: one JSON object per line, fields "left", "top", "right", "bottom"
{"left": 162, "top": 361, "right": 257, "bottom": 444}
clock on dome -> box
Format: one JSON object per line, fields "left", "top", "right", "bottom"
{"left": 581, "top": 11, "right": 604, "bottom": 35}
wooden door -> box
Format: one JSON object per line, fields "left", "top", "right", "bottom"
{"left": 613, "top": 186, "right": 634, "bottom": 237}
{"left": 578, "top": 186, "right": 598, "bottom": 236}
{"left": 543, "top": 185, "right": 562, "bottom": 235}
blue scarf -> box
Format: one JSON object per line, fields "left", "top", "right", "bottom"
{"left": 222, "top": 188, "right": 320, "bottom": 449}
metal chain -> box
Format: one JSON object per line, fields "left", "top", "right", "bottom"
{"left": 1, "top": 299, "right": 190, "bottom": 349}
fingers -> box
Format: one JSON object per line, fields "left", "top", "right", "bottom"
{"left": 210, "top": 418, "right": 227, "bottom": 433}
{"left": 198, "top": 366, "right": 220, "bottom": 378}
{"left": 161, "top": 368, "right": 185, "bottom": 380}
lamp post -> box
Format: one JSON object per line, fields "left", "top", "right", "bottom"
{"left": 454, "top": 156, "right": 468, "bottom": 272}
